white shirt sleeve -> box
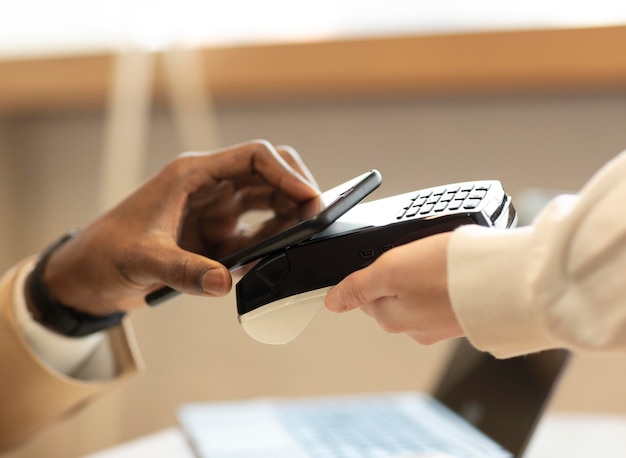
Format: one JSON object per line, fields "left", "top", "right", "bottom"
{"left": 12, "top": 261, "right": 116, "bottom": 380}
{"left": 448, "top": 150, "right": 626, "bottom": 358}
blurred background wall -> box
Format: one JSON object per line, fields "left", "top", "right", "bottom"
{"left": 0, "top": 127, "right": 15, "bottom": 268}
{"left": 1, "top": 8, "right": 626, "bottom": 457}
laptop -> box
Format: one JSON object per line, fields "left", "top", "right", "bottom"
{"left": 178, "top": 339, "right": 569, "bottom": 457}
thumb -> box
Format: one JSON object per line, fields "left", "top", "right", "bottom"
{"left": 150, "top": 247, "right": 232, "bottom": 297}
{"left": 325, "top": 266, "right": 384, "bottom": 313}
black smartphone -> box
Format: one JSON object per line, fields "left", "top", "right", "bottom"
{"left": 145, "top": 169, "right": 382, "bottom": 305}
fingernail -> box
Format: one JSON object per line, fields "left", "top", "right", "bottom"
{"left": 201, "top": 270, "right": 228, "bottom": 296}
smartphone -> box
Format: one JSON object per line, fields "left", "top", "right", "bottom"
{"left": 145, "top": 169, "right": 382, "bottom": 305}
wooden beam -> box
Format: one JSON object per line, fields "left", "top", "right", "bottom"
{"left": 1, "top": 25, "right": 625, "bottom": 115}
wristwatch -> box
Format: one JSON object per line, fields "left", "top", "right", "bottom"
{"left": 26, "top": 231, "right": 126, "bottom": 337}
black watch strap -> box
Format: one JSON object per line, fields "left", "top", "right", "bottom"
{"left": 26, "top": 231, "right": 126, "bottom": 338}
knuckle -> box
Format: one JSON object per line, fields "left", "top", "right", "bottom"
{"left": 244, "top": 139, "right": 282, "bottom": 175}
{"left": 344, "top": 275, "right": 368, "bottom": 305}
{"left": 248, "top": 139, "right": 275, "bottom": 155}
{"left": 276, "top": 144, "right": 301, "bottom": 161}
{"left": 410, "top": 334, "right": 438, "bottom": 346}
{"left": 379, "top": 321, "right": 403, "bottom": 334}
{"left": 166, "top": 154, "right": 194, "bottom": 180}
{"left": 165, "top": 258, "right": 200, "bottom": 292}
{"left": 378, "top": 317, "right": 411, "bottom": 335}
{"left": 165, "top": 259, "right": 187, "bottom": 284}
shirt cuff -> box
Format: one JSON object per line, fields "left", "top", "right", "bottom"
{"left": 12, "top": 260, "right": 116, "bottom": 380}
{"left": 448, "top": 225, "right": 563, "bottom": 358}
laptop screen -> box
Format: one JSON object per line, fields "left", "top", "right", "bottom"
{"left": 432, "top": 339, "right": 570, "bottom": 457}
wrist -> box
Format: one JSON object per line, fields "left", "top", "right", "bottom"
{"left": 26, "top": 231, "right": 126, "bottom": 338}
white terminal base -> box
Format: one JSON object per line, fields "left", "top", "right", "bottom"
{"left": 238, "top": 287, "right": 332, "bottom": 345}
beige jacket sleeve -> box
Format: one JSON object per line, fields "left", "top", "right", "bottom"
{"left": 0, "top": 258, "right": 142, "bottom": 451}
{"left": 449, "top": 151, "right": 626, "bottom": 358}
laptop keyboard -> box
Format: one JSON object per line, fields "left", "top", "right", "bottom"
{"left": 276, "top": 397, "right": 504, "bottom": 458}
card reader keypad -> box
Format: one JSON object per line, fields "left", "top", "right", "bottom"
{"left": 396, "top": 183, "right": 491, "bottom": 220}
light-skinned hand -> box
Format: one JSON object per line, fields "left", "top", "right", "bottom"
{"left": 325, "top": 232, "right": 464, "bottom": 345}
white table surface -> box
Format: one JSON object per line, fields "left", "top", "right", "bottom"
{"left": 84, "top": 412, "right": 626, "bottom": 458}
